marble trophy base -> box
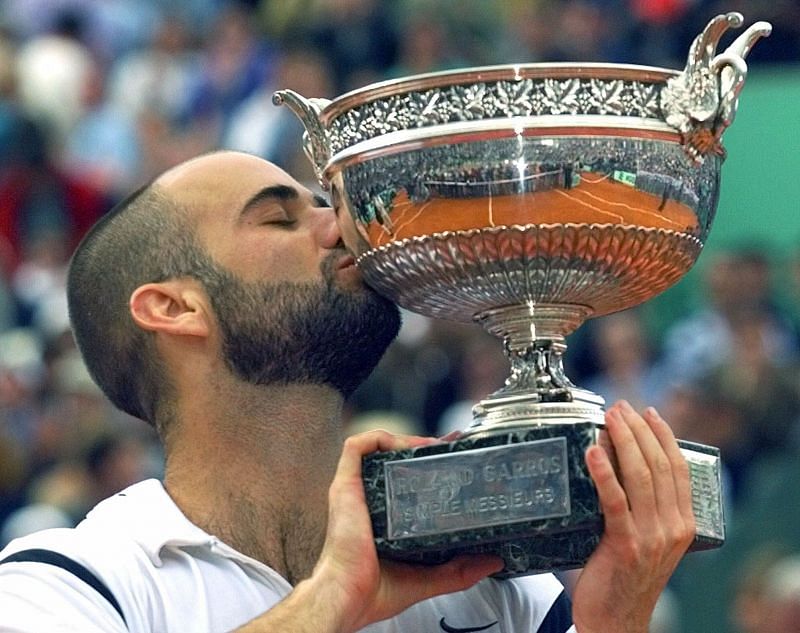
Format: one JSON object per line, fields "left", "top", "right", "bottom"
{"left": 362, "top": 422, "right": 724, "bottom": 578}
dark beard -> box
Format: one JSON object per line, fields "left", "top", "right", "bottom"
{"left": 198, "top": 252, "right": 400, "bottom": 397}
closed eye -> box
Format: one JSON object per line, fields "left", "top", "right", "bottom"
{"left": 263, "top": 218, "right": 297, "bottom": 228}
{"left": 240, "top": 185, "right": 301, "bottom": 227}
{"left": 247, "top": 204, "right": 296, "bottom": 227}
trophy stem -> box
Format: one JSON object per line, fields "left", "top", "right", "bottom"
{"left": 468, "top": 303, "right": 605, "bottom": 433}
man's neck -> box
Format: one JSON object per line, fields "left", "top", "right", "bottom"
{"left": 162, "top": 381, "right": 346, "bottom": 584}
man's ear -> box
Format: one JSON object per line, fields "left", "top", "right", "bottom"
{"left": 130, "top": 280, "right": 210, "bottom": 338}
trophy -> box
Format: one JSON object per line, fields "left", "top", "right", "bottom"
{"left": 274, "top": 13, "right": 771, "bottom": 577}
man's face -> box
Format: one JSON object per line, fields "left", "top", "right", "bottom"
{"left": 196, "top": 249, "right": 399, "bottom": 396}
{"left": 156, "top": 152, "right": 400, "bottom": 395}
{"left": 158, "top": 152, "right": 355, "bottom": 287}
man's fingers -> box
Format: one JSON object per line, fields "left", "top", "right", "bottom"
{"left": 603, "top": 404, "right": 658, "bottom": 525}
{"left": 419, "top": 555, "right": 504, "bottom": 595}
{"left": 336, "top": 430, "right": 440, "bottom": 481}
{"left": 617, "top": 401, "right": 680, "bottom": 520}
{"left": 643, "top": 407, "right": 696, "bottom": 533}
{"left": 595, "top": 402, "right": 695, "bottom": 560}
{"left": 585, "top": 444, "right": 634, "bottom": 538}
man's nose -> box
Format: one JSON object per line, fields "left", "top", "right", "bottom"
{"left": 315, "top": 206, "right": 343, "bottom": 249}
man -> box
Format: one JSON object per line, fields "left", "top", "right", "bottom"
{"left": 0, "top": 151, "right": 695, "bottom": 632}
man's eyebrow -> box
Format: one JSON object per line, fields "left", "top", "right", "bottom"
{"left": 239, "top": 185, "right": 330, "bottom": 218}
{"left": 240, "top": 185, "right": 299, "bottom": 217}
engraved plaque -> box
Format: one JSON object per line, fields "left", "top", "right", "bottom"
{"left": 681, "top": 447, "right": 725, "bottom": 542}
{"left": 385, "top": 438, "right": 570, "bottom": 539}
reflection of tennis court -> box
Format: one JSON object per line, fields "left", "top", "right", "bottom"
{"left": 366, "top": 172, "right": 700, "bottom": 246}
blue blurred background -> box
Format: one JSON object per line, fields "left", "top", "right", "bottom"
{"left": 0, "top": 1, "right": 798, "bottom": 631}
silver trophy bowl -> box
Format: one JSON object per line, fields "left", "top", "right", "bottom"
{"left": 275, "top": 13, "right": 771, "bottom": 575}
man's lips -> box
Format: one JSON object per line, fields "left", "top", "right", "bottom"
{"left": 337, "top": 254, "right": 357, "bottom": 270}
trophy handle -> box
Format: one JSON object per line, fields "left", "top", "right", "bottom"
{"left": 272, "top": 89, "right": 332, "bottom": 188}
{"left": 661, "top": 12, "right": 771, "bottom": 162}
{"left": 723, "top": 20, "right": 773, "bottom": 61}
{"left": 714, "top": 21, "right": 772, "bottom": 131}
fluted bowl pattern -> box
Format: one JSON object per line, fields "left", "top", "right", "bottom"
{"left": 357, "top": 223, "right": 702, "bottom": 323}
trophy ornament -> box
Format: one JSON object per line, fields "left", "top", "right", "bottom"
{"left": 275, "top": 14, "right": 770, "bottom": 576}
{"left": 661, "top": 12, "right": 772, "bottom": 161}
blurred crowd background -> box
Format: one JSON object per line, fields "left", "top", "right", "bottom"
{"left": 0, "top": 0, "right": 798, "bottom": 631}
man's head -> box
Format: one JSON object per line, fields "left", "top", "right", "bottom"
{"left": 67, "top": 152, "right": 400, "bottom": 433}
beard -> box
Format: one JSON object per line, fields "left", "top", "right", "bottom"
{"left": 197, "top": 252, "right": 400, "bottom": 397}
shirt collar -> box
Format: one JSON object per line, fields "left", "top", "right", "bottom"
{"left": 86, "top": 479, "right": 217, "bottom": 566}
{"left": 85, "top": 479, "right": 293, "bottom": 593}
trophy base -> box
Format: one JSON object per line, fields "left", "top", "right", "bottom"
{"left": 362, "top": 422, "right": 724, "bottom": 578}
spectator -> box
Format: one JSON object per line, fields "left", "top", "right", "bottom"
{"left": 659, "top": 248, "right": 797, "bottom": 385}
{"left": 584, "top": 309, "right": 665, "bottom": 413}
{"left": 14, "top": 10, "right": 93, "bottom": 148}
{"left": 182, "top": 4, "right": 276, "bottom": 136}
{"left": 436, "top": 332, "right": 508, "bottom": 436}
{"left": 385, "top": 7, "right": 462, "bottom": 79}
{"left": 0, "top": 328, "right": 46, "bottom": 453}
{"left": 307, "top": 0, "right": 398, "bottom": 90}
{"left": 0, "top": 503, "right": 72, "bottom": 549}
{"left": 224, "top": 47, "right": 334, "bottom": 186}
{"left": 60, "top": 58, "right": 141, "bottom": 201}
{"left": 107, "top": 14, "right": 200, "bottom": 126}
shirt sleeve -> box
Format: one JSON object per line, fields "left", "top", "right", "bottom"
{"left": 0, "top": 563, "right": 128, "bottom": 633}
{"left": 490, "top": 573, "right": 577, "bottom": 633}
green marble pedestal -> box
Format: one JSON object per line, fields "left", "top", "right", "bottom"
{"left": 362, "top": 422, "right": 724, "bottom": 578}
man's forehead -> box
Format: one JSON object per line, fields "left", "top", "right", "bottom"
{"left": 155, "top": 152, "right": 301, "bottom": 213}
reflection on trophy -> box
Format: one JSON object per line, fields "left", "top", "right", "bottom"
{"left": 275, "top": 12, "right": 771, "bottom": 577}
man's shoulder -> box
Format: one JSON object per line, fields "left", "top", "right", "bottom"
{"left": 0, "top": 519, "right": 144, "bottom": 570}
{"left": 0, "top": 480, "right": 288, "bottom": 632}
{"left": 2, "top": 479, "right": 172, "bottom": 564}
{"left": 0, "top": 523, "right": 143, "bottom": 633}
{"left": 0, "top": 481, "right": 209, "bottom": 633}
{"left": 0, "top": 482, "right": 171, "bottom": 614}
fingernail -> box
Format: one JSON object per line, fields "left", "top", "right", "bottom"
{"left": 439, "top": 430, "right": 463, "bottom": 442}
{"left": 586, "top": 445, "right": 606, "bottom": 465}
{"left": 488, "top": 556, "right": 506, "bottom": 573}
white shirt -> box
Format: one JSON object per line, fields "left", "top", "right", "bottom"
{"left": 0, "top": 480, "right": 575, "bottom": 633}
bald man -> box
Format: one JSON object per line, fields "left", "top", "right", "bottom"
{"left": 0, "top": 152, "right": 695, "bottom": 633}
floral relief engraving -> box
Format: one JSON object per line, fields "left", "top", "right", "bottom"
{"left": 327, "top": 77, "right": 667, "bottom": 156}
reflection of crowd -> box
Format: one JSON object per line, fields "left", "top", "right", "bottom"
{"left": 0, "top": 2, "right": 798, "bottom": 632}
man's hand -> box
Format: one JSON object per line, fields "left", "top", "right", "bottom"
{"left": 236, "top": 430, "right": 502, "bottom": 633}
{"left": 313, "top": 430, "right": 504, "bottom": 632}
{"left": 571, "top": 401, "right": 696, "bottom": 633}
